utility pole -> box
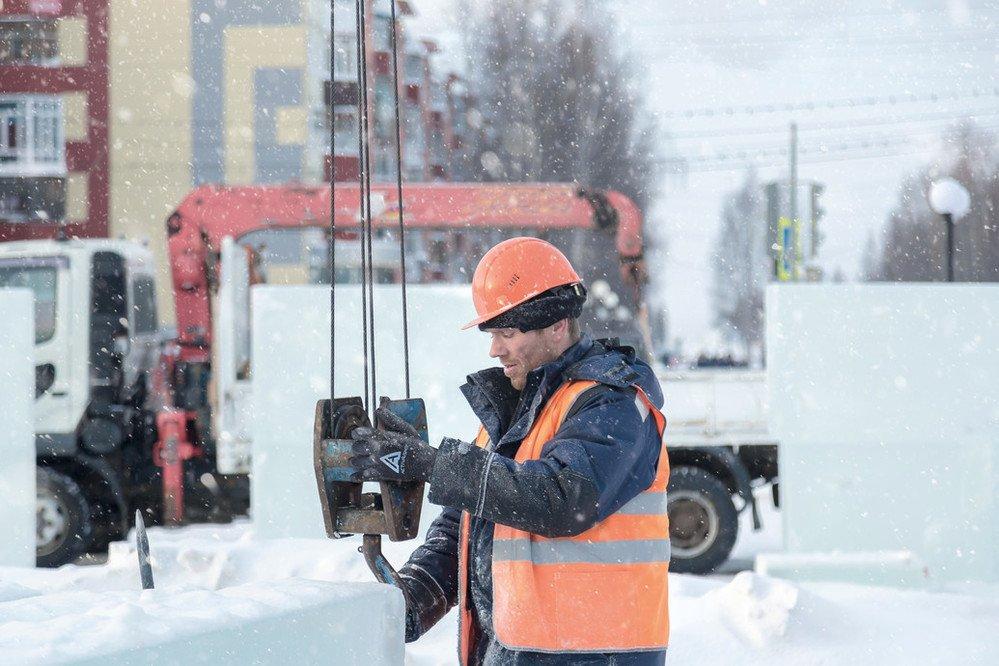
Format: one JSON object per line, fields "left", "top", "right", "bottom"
{"left": 788, "top": 122, "right": 798, "bottom": 223}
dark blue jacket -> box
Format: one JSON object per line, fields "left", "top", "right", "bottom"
{"left": 399, "top": 335, "right": 667, "bottom": 665}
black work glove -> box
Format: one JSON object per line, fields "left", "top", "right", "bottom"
{"left": 350, "top": 406, "right": 438, "bottom": 482}
{"left": 399, "top": 568, "right": 450, "bottom": 643}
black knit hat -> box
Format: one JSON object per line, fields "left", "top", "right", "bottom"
{"left": 478, "top": 283, "right": 588, "bottom": 332}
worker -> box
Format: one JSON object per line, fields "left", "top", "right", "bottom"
{"left": 350, "top": 237, "right": 670, "bottom": 665}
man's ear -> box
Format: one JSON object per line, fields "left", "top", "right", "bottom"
{"left": 551, "top": 318, "right": 569, "bottom": 339}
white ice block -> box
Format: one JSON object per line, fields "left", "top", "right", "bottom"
{"left": 755, "top": 550, "right": 930, "bottom": 588}
{"left": 251, "top": 285, "right": 492, "bottom": 539}
{"left": 0, "top": 579, "right": 404, "bottom": 665}
{"left": 0, "top": 289, "right": 35, "bottom": 567}
{"left": 765, "top": 284, "right": 999, "bottom": 585}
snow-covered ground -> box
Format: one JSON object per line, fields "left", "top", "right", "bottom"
{"left": 2, "top": 491, "right": 997, "bottom": 664}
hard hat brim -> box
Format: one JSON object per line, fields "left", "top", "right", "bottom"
{"left": 461, "top": 298, "right": 526, "bottom": 330}
{"left": 461, "top": 280, "right": 578, "bottom": 330}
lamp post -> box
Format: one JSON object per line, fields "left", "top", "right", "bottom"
{"left": 928, "top": 178, "right": 970, "bottom": 282}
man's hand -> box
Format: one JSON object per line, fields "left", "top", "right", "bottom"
{"left": 350, "top": 406, "right": 437, "bottom": 482}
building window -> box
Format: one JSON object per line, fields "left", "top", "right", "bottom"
{"left": 404, "top": 54, "right": 423, "bottom": 84}
{"left": 373, "top": 79, "right": 394, "bottom": 142}
{"left": 374, "top": 144, "right": 396, "bottom": 180}
{"left": 332, "top": 34, "right": 356, "bottom": 80}
{"left": 332, "top": 110, "right": 358, "bottom": 155}
{"left": 403, "top": 104, "right": 424, "bottom": 171}
{"left": 373, "top": 15, "right": 392, "bottom": 52}
{"left": 0, "top": 97, "right": 65, "bottom": 177}
{"left": 0, "top": 19, "right": 59, "bottom": 65}
{"left": 130, "top": 275, "right": 158, "bottom": 334}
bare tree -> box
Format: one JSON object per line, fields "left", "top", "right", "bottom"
{"left": 461, "top": 0, "right": 661, "bottom": 211}
{"left": 711, "top": 169, "right": 768, "bottom": 356}
{"left": 871, "top": 123, "right": 999, "bottom": 282}
{"left": 458, "top": 0, "right": 663, "bottom": 349}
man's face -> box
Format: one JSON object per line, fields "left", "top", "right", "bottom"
{"left": 485, "top": 325, "right": 562, "bottom": 390}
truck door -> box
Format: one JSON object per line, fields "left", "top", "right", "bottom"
{"left": 0, "top": 256, "right": 76, "bottom": 440}
{"left": 125, "top": 271, "right": 159, "bottom": 398}
{"left": 213, "top": 236, "right": 253, "bottom": 474}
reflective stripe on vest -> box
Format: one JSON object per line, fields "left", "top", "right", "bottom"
{"left": 458, "top": 380, "right": 670, "bottom": 661}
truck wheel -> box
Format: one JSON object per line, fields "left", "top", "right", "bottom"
{"left": 667, "top": 466, "right": 738, "bottom": 574}
{"left": 36, "top": 467, "right": 94, "bottom": 568}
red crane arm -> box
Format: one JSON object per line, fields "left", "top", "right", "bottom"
{"left": 166, "top": 183, "right": 645, "bottom": 361}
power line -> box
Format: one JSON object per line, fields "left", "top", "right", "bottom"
{"left": 616, "top": 5, "right": 999, "bottom": 28}
{"left": 661, "top": 125, "right": 999, "bottom": 173}
{"left": 666, "top": 107, "right": 999, "bottom": 140}
{"left": 668, "top": 147, "right": 931, "bottom": 174}
{"left": 658, "top": 87, "right": 999, "bottom": 119}
{"left": 671, "top": 121, "right": 999, "bottom": 159}
{"left": 638, "top": 44, "right": 998, "bottom": 63}
{"left": 653, "top": 32, "right": 999, "bottom": 48}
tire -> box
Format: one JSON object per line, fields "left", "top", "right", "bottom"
{"left": 36, "top": 467, "right": 94, "bottom": 568}
{"left": 87, "top": 499, "right": 126, "bottom": 554}
{"left": 667, "top": 466, "right": 739, "bottom": 574}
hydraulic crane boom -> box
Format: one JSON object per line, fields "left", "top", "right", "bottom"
{"left": 166, "top": 182, "right": 647, "bottom": 364}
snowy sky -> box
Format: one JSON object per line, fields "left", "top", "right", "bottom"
{"left": 408, "top": 0, "right": 998, "bottom": 351}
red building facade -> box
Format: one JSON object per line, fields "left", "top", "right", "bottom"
{"left": 0, "top": 0, "right": 109, "bottom": 241}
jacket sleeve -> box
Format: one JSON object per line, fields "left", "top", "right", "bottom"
{"left": 398, "top": 506, "right": 460, "bottom": 642}
{"left": 426, "top": 385, "right": 662, "bottom": 537}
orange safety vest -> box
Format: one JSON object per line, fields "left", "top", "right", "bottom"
{"left": 458, "top": 379, "right": 670, "bottom": 663}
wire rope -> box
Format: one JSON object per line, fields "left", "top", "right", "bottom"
{"left": 388, "top": 0, "right": 411, "bottom": 399}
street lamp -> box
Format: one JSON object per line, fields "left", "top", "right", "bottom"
{"left": 928, "top": 178, "right": 970, "bottom": 282}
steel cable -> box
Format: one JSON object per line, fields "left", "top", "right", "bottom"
{"left": 353, "top": 0, "right": 371, "bottom": 413}
{"left": 388, "top": 0, "right": 411, "bottom": 398}
{"left": 358, "top": 0, "right": 377, "bottom": 411}
{"left": 328, "top": 0, "right": 337, "bottom": 409}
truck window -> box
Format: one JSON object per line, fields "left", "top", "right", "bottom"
{"left": 131, "top": 275, "right": 158, "bottom": 334}
{"left": 0, "top": 258, "right": 60, "bottom": 343}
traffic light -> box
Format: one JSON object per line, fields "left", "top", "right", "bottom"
{"left": 809, "top": 183, "right": 825, "bottom": 256}
{"left": 810, "top": 183, "right": 825, "bottom": 223}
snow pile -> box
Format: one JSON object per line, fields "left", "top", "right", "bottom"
{"left": 704, "top": 572, "right": 798, "bottom": 648}
{"left": 0, "top": 577, "right": 403, "bottom": 665}
{"left": 669, "top": 573, "right": 999, "bottom": 664}
{"left": 0, "top": 581, "right": 38, "bottom": 603}
{"left": 2, "top": 519, "right": 997, "bottom": 665}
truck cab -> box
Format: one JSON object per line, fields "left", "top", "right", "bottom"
{"left": 0, "top": 238, "right": 161, "bottom": 566}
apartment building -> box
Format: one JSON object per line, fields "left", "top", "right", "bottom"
{"left": 1, "top": 0, "right": 474, "bottom": 316}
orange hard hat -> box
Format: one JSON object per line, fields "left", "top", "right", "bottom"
{"left": 462, "top": 237, "right": 582, "bottom": 330}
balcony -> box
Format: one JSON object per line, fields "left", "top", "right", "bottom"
{"left": 325, "top": 80, "right": 359, "bottom": 108}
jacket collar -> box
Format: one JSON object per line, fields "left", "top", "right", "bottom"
{"left": 461, "top": 334, "right": 648, "bottom": 449}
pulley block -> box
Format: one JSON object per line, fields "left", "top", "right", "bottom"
{"left": 313, "top": 396, "right": 427, "bottom": 541}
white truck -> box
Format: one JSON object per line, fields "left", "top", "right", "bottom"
{"left": 659, "top": 369, "right": 778, "bottom": 573}
{"left": 0, "top": 233, "right": 397, "bottom": 567}
{"left": 0, "top": 239, "right": 174, "bottom": 566}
